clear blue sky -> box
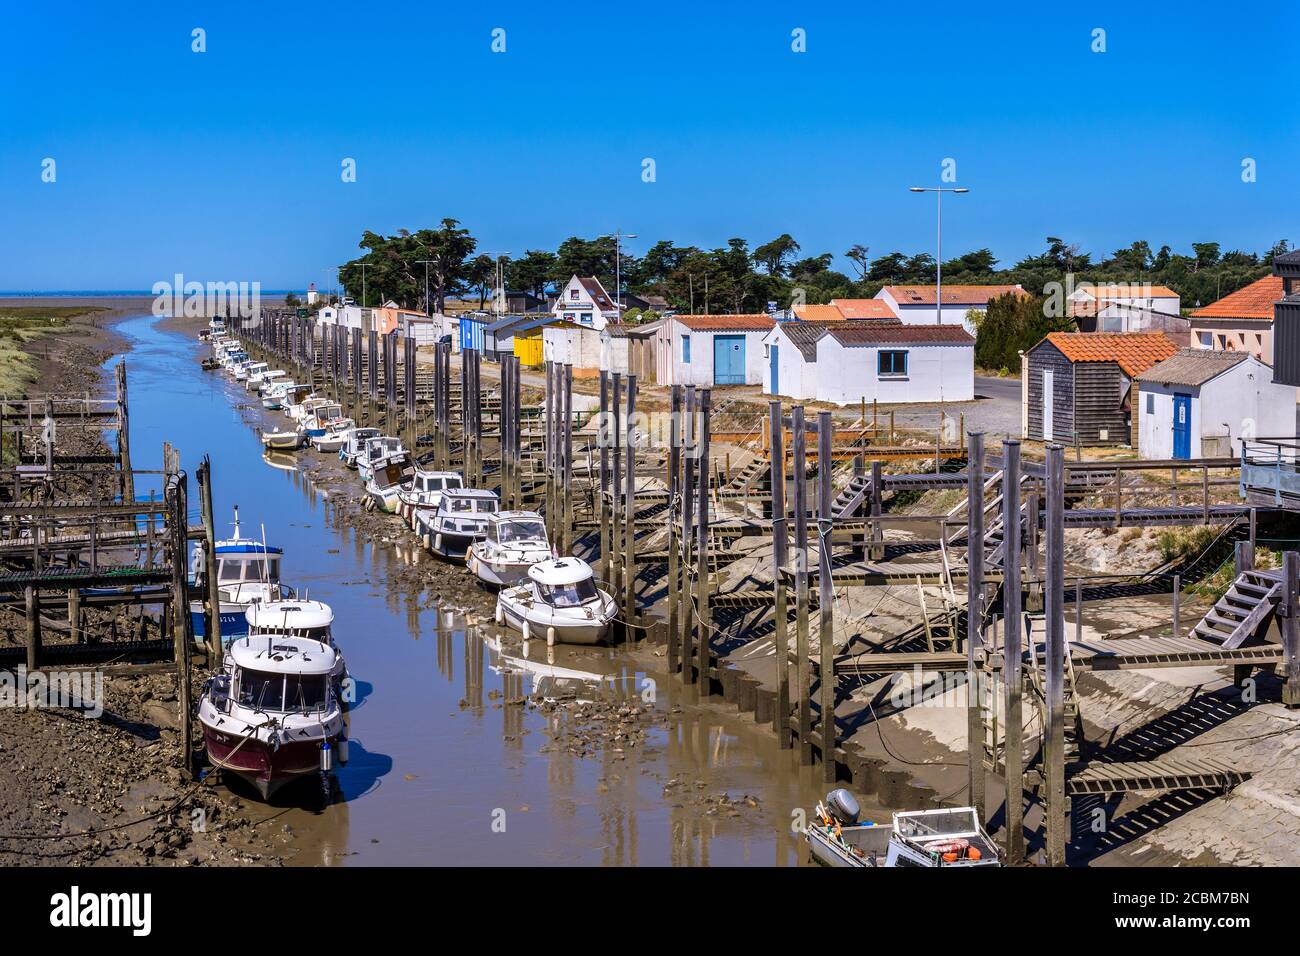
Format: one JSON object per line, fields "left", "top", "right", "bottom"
{"left": 1, "top": 0, "right": 1295, "bottom": 291}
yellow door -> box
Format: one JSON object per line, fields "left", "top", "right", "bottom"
{"left": 515, "top": 336, "right": 544, "bottom": 367}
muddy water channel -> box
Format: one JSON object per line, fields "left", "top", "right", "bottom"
{"left": 111, "top": 314, "right": 868, "bottom": 865}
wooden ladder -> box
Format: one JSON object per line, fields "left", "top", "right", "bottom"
{"left": 1189, "top": 568, "right": 1282, "bottom": 648}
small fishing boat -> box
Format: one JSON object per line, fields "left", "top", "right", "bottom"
{"left": 245, "top": 599, "right": 347, "bottom": 687}
{"left": 283, "top": 388, "right": 317, "bottom": 422}
{"left": 467, "top": 511, "right": 552, "bottom": 588}
{"left": 198, "top": 634, "right": 346, "bottom": 799}
{"left": 395, "top": 469, "right": 463, "bottom": 528}
{"left": 239, "top": 360, "right": 268, "bottom": 384}
{"left": 310, "top": 418, "right": 353, "bottom": 453}
{"left": 418, "top": 488, "right": 499, "bottom": 560}
{"left": 260, "top": 427, "right": 304, "bottom": 451}
{"left": 189, "top": 507, "right": 293, "bottom": 643}
{"left": 299, "top": 401, "right": 348, "bottom": 439}
{"left": 339, "top": 427, "right": 381, "bottom": 468}
{"left": 494, "top": 556, "right": 617, "bottom": 645}
{"left": 364, "top": 458, "right": 412, "bottom": 513}
{"left": 261, "top": 380, "right": 298, "bottom": 410}
{"left": 200, "top": 357, "right": 221, "bottom": 371}
{"left": 357, "top": 435, "right": 408, "bottom": 483}
{"left": 803, "top": 791, "right": 1000, "bottom": 868}
{"left": 250, "top": 367, "right": 284, "bottom": 390}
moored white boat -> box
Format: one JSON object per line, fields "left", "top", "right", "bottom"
{"left": 357, "top": 435, "right": 408, "bottom": 483}
{"left": 189, "top": 508, "right": 293, "bottom": 643}
{"left": 260, "top": 427, "right": 304, "bottom": 450}
{"left": 417, "top": 488, "right": 499, "bottom": 560}
{"left": 494, "top": 556, "right": 617, "bottom": 645}
{"left": 803, "top": 791, "right": 1001, "bottom": 868}
{"left": 339, "top": 427, "right": 381, "bottom": 468}
{"left": 244, "top": 599, "right": 347, "bottom": 686}
{"left": 198, "top": 634, "right": 345, "bottom": 800}
{"left": 467, "top": 511, "right": 552, "bottom": 588}
{"left": 364, "top": 459, "right": 411, "bottom": 513}
{"left": 395, "top": 469, "right": 463, "bottom": 529}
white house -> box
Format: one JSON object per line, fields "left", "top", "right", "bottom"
{"left": 1134, "top": 349, "right": 1295, "bottom": 459}
{"left": 653, "top": 314, "right": 775, "bottom": 387}
{"left": 874, "top": 284, "right": 1027, "bottom": 334}
{"left": 810, "top": 324, "right": 975, "bottom": 405}
{"left": 317, "top": 304, "right": 367, "bottom": 331}
{"left": 1069, "top": 282, "right": 1184, "bottom": 336}
{"left": 553, "top": 275, "right": 620, "bottom": 331}
{"left": 543, "top": 322, "right": 604, "bottom": 375}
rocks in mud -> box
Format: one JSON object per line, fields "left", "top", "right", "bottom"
{"left": 533, "top": 698, "right": 656, "bottom": 758}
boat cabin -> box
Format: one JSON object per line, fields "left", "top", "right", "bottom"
{"left": 528, "top": 557, "right": 600, "bottom": 608}
{"left": 220, "top": 635, "right": 338, "bottom": 716}
{"left": 487, "top": 511, "right": 548, "bottom": 548}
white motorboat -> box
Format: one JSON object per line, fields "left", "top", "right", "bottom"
{"left": 188, "top": 507, "right": 293, "bottom": 643}
{"left": 364, "top": 459, "right": 412, "bottom": 513}
{"left": 260, "top": 427, "right": 304, "bottom": 451}
{"left": 198, "top": 634, "right": 346, "bottom": 800}
{"left": 250, "top": 367, "right": 284, "bottom": 390}
{"left": 417, "top": 488, "right": 499, "bottom": 560}
{"left": 240, "top": 361, "right": 268, "bottom": 385}
{"left": 310, "top": 418, "right": 353, "bottom": 453}
{"left": 339, "top": 427, "right": 381, "bottom": 468}
{"left": 300, "top": 401, "right": 347, "bottom": 439}
{"left": 244, "top": 599, "right": 347, "bottom": 686}
{"left": 467, "top": 511, "right": 553, "bottom": 588}
{"left": 357, "top": 435, "right": 408, "bottom": 483}
{"left": 494, "top": 556, "right": 617, "bottom": 645}
{"left": 395, "top": 469, "right": 463, "bottom": 529}
{"left": 283, "top": 389, "right": 318, "bottom": 422}
{"left": 803, "top": 791, "right": 1001, "bottom": 868}
{"left": 261, "top": 380, "right": 299, "bottom": 410}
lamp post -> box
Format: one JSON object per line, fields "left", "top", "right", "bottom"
{"left": 909, "top": 185, "right": 969, "bottom": 323}
{"left": 602, "top": 230, "right": 638, "bottom": 322}
{"left": 480, "top": 251, "right": 510, "bottom": 319}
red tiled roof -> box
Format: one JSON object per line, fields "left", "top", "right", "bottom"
{"left": 673, "top": 314, "right": 775, "bottom": 331}
{"left": 1191, "top": 275, "right": 1283, "bottom": 320}
{"left": 828, "top": 298, "right": 899, "bottom": 319}
{"left": 880, "top": 284, "right": 1027, "bottom": 306}
{"left": 828, "top": 324, "right": 974, "bottom": 346}
{"left": 792, "top": 304, "right": 850, "bottom": 322}
{"left": 1075, "top": 283, "right": 1179, "bottom": 300}
{"left": 1041, "top": 332, "right": 1177, "bottom": 377}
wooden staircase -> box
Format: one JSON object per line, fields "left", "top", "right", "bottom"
{"left": 832, "top": 473, "right": 871, "bottom": 519}
{"left": 1189, "top": 568, "right": 1281, "bottom": 648}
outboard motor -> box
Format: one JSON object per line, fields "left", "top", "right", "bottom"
{"left": 826, "top": 788, "right": 861, "bottom": 826}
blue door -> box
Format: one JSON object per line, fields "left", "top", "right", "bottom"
{"left": 769, "top": 344, "right": 779, "bottom": 395}
{"left": 714, "top": 335, "right": 746, "bottom": 385}
{"left": 1172, "top": 393, "right": 1191, "bottom": 459}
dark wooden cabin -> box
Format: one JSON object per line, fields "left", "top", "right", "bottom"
{"left": 1270, "top": 249, "right": 1300, "bottom": 387}
{"left": 1025, "top": 333, "right": 1176, "bottom": 445}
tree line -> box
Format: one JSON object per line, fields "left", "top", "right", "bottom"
{"left": 335, "top": 221, "right": 1290, "bottom": 318}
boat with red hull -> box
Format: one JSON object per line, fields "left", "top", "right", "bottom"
{"left": 198, "top": 633, "right": 345, "bottom": 799}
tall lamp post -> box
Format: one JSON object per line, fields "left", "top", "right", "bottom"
{"left": 415, "top": 259, "right": 432, "bottom": 316}
{"left": 480, "top": 251, "right": 511, "bottom": 319}
{"left": 908, "top": 185, "right": 969, "bottom": 324}
{"left": 602, "top": 230, "right": 638, "bottom": 322}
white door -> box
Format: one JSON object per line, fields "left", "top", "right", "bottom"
{"left": 1042, "top": 370, "right": 1054, "bottom": 441}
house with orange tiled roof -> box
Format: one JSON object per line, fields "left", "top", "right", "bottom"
{"left": 1189, "top": 275, "right": 1282, "bottom": 361}
{"left": 874, "top": 284, "right": 1027, "bottom": 333}
{"left": 1024, "top": 332, "right": 1177, "bottom": 445}
{"left": 1067, "top": 282, "right": 1181, "bottom": 329}
{"left": 829, "top": 298, "right": 900, "bottom": 320}
{"left": 651, "top": 314, "right": 776, "bottom": 386}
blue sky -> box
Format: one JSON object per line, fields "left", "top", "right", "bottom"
{"left": 0, "top": 0, "right": 1295, "bottom": 291}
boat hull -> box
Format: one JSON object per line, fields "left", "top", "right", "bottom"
{"left": 189, "top": 602, "right": 252, "bottom": 644}
{"left": 467, "top": 547, "right": 536, "bottom": 589}
{"left": 201, "top": 725, "right": 330, "bottom": 799}
{"left": 261, "top": 432, "right": 303, "bottom": 450}
{"left": 497, "top": 593, "right": 614, "bottom": 645}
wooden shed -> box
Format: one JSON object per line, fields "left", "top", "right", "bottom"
{"left": 1025, "top": 332, "right": 1176, "bottom": 445}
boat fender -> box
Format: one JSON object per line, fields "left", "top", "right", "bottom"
{"left": 546, "top": 626, "right": 556, "bottom": 647}
{"left": 521, "top": 619, "right": 530, "bottom": 642}
{"left": 320, "top": 740, "right": 333, "bottom": 772}
{"left": 338, "top": 735, "right": 350, "bottom": 765}
{"left": 434, "top": 533, "right": 442, "bottom": 552}
{"left": 494, "top": 600, "right": 504, "bottom": 625}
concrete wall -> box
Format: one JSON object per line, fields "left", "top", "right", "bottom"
{"left": 813, "top": 338, "right": 974, "bottom": 405}
{"left": 543, "top": 324, "right": 603, "bottom": 372}
{"left": 655, "top": 319, "right": 768, "bottom": 386}
{"left": 760, "top": 326, "right": 817, "bottom": 400}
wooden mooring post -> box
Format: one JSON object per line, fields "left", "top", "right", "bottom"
{"left": 816, "top": 410, "right": 836, "bottom": 780}
{"left": 680, "top": 384, "right": 696, "bottom": 682}
{"left": 598, "top": 371, "right": 611, "bottom": 585}
{"left": 1001, "top": 439, "right": 1025, "bottom": 864}
{"left": 197, "top": 455, "right": 223, "bottom": 666}
{"left": 770, "top": 400, "right": 791, "bottom": 745}
{"left": 1282, "top": 550, "right": 1300, "bottom": 708}
{"left": 965, "top": 431, "right": 986, "bottom": 815}
{"left": 792, "top": 405, "right": 812, "bottom": 764}
{"left": 624, "top": 374, "right": 638, "bottom": 628}
{"left": 610, "top": 373, "right": 623, "bottom": 601}
{"left": 667, "top": 385, "right": 682, "bottom": 675}
{"left": 694, "top": 388, "right": 711, "bottom": 684}
{"left": 1043, "top": 442, "right": 1067, "bottom": 866}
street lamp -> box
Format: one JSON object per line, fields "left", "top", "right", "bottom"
{"left": 481, "top": 251, "right": 510, "bottom": 318}
{"left": 909, "top": 185, "right": 969, "bottom": 323}
{"left": 602, "top": 230, "right": 638, "bottom": 321}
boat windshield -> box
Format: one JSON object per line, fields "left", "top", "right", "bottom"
{"left": 218, "top": 555, "right": 281, "bottom": 584}
{"left": 499, "top": 520, "right": 545, "bottom": 543}
{"left": 539, "top": 577, "right": 599, "bottom": 608}
{"left": 237, "top": 669, "right": 328, "bottom": 713}
{"left": 250, "top": 625, "right": 332, "bottom": 643}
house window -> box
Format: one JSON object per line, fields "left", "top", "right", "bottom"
{"left": 1145, "top": 393, "right": 1154, "bottom": 414}
{"left": 878, "top": 350, "right": 908, "bottom": 377}
{"left": 581, "top": 313, "right": 592, "bottom": 326}
{"left": 569, "top": 289, "right": 579, "bottom": 300}
{"left": 681, "top": 335, "right": 691, "bottom": 363}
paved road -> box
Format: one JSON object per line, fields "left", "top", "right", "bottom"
{"left": 828, "top": 374, "right": 1023, "bottom": 440}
